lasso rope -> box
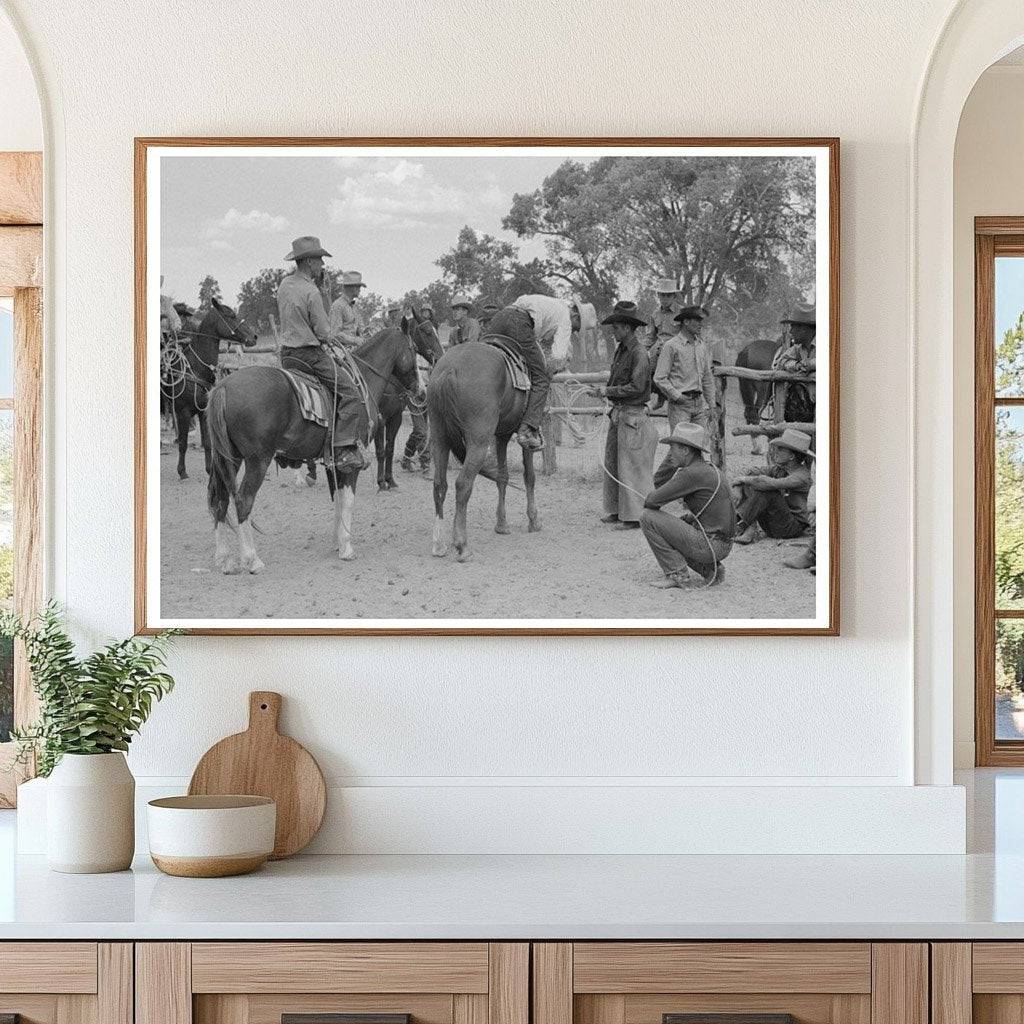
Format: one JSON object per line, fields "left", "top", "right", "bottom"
{"left": 601, "top": 456, "right": 723, "bottom": 589}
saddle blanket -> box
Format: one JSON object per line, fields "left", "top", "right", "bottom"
{"left": 482, "top": 339, "right": 530, "bottom": 392}
{"left": 280, "top": 368, "right": 330, "bottom": 428}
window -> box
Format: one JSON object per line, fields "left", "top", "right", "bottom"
{"left": 976, "top": 220, "right": 1024, "bottom": 764}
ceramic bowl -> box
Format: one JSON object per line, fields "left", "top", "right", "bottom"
{"left": 147, "top": 795, "right": 276, "bottom": 877}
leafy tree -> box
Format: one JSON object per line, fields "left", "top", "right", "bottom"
{"left": 435, "top": 227, "right": 553, "bottom": 308}
{"left": 197, "top": 275, "right": 223, "bottom": 314}
{"left": 504, "top": 156, "right": 815, "bottom": 319}
{"left": 995, "top": 315, "right": 1024, "bottom": 615}
{"left": 236, "top": 268, "right": 288, "bottom": 334}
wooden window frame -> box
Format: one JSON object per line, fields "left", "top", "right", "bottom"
{"left": 0, "top": 151, "right": 43, "bottom": 806}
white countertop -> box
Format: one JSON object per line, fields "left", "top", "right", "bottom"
{"left": 1, "top": 850, "right": 1023, "bottom": 940}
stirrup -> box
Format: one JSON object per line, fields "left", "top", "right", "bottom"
{"left": 517, "top": 426, "right": 545, "bottom": 451}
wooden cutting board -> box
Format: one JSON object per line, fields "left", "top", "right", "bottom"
{"left": 188, "top": 691, "right": 326, "bottom": 859}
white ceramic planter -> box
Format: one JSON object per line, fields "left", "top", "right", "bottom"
{"left": 46, "top": 752, "right": 135, "bottom": 873}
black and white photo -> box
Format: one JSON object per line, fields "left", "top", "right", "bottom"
{"left": 136, "top": 139, "right": 838, "bottom": 634}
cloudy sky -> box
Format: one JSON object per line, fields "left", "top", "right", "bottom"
{"left": 159, "top": 152, "right": 577, "bottom": 309}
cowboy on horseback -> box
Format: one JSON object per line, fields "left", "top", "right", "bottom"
{"left": 276, "top": 235, "right": 369, "bottom": 473}
{"left": 329, "top": 270, "right": 368, "bottom": 349}
{"left": 482, "top": 293, "right": 580, "bottom": 451}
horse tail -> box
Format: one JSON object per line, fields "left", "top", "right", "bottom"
{"left": 430, "top": 371, "right": 467, "bottom": 463}
{"left": 206, "top": 384, "right": 239, "bottom": 525}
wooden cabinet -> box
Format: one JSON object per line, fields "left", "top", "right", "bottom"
{"left": 533, "top": 944, "right": 928, "bottom": 1024}
{"left": 931, "top": 943, "right": 1024, "bottom": 1024}
{"left": 136, "top": 943, "right": 528, "bottom": 1024}
{"left": 0, "top": 943, "right": 132, "bottom": 1024}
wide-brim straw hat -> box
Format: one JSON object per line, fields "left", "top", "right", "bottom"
{"left": 341, "top": 270, "right": 367, "bottom": 288}
{"left": 601, "top": 300, "right": 647, "bottom": 328}
{"left": 450, "top": 294, "right": 474, "bottom": 310}
{"left": 658, "top": 422, "right": 711, "bottom": 454}
{"left": 780, "top": 305, "right": 815, "bottom": 326}
{"left": 770, "top": 428, "right": 815, "bottom": 458}
{"left": 654, "top": 277, "right": 678, "bottom": 294}
{"left": 285, "top": 235, "right": 332, "bottom": 260}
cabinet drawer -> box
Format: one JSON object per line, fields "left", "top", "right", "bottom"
{"left": 534, "top": 944, "right": 925, "bottom": 1024}
{"left": 139, "top": 942, "right": 528, "bottom": 1024}
{"left": 572, "top": 944, "right": 872, "bottom": 994}
{"left": 191, "top": 943, "right": 490, "bottom": 993}
{"left": 0, "top": 942, "right": 98, "bottom": 993}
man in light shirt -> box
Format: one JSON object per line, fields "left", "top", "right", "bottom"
{"left": 482, "top": 293, "right": 579, "bottom": 450}
{"left": 329, "top": 270, "right": 368, "bottom": 349}
{"left": 276, "top": 235, "right": 368, "bottom": 473}
{"left": 653, "top": 305, "right": 716, "bottom": 432}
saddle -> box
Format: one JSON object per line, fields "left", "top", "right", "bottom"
{"left": 279, "top": 368, "right": 330, "bottom": 428}
{"left": 482, "top": 339, "right": 530, "bottom": 392}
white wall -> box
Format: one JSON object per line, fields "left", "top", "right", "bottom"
{"left": 952, "top": 64, "right": 1024, "bottom": 768}
{"left": 0, "top": 0, "right": 975, "bottom": 851}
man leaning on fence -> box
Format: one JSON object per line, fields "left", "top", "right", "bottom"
{"left": 653, "top": 305, "right": 717, "bottom": 432}
{"left": 593, "top": 301, "right": 658, "bottom": 530}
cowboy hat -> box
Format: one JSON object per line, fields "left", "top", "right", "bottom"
{"left": 601, "top": 300, "right": 647, "bottom": 328}
{"left": 481, "top": 298, "right": 501, "bottom": 311}
{"left": 284, "top": 235, "right": 332, "bottom": 260}
{"left": 769, "top": 428, "right": 815, "bottom": 458}
{"left": 172, "top": 302, "right": 196, "bottom": 317}
{"left": 658, "top": 422, "right": 711, "bottom": 454}
{"left": 654, "top": 277, "right": 678, "bottom": 294}
{"left": 673, "top": 305, "right": 708, "bottom": 323}
{"left": 341, "top": 270, "right": 366, "bottom": 288}
{"left": 450, "top": 294, "right": 474, "bottom": 310}
{"left": 780, "top": 305, "right": 815, "bottom": 326}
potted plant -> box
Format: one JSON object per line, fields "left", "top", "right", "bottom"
{"left": 2, "top": 603, "right": 177, "bottom": 873}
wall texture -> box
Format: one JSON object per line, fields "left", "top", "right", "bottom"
{"left": 953, "top": 64, "right": 1024, "bottom": 767}
{"left": 0, "top": 0, "right": 982, "bottom": 851}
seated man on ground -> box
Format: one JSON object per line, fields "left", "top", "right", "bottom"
{"left": 732, "top": 428, "right": 814, "bottom": 545}
{"left": 482, "top": 293, "right": 580, "bottom": 451}
{"left": 640, "top": 423, "right": 736, "bottom": 589}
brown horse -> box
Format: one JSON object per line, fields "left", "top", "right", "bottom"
{"left": 206, "top": 326, "right": 424, "bottom": 573}
{"left": 427, "top": 342, "right": 539, "bottom": 562}
{"left": 163, "top": 300, "right": 255, "bottom": 480}
{"left": 374, "top": 319, "right": 443, "bottom": 490}
{"left": 734, "top": 337, "right": 782, "bottom": 454}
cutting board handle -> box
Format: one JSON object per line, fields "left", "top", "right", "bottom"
{"left": 248, "top": 691, "right": 282, "bottom": 734}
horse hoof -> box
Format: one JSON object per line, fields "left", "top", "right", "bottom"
{"left": 305, "top": 475, "right": 316, "bottom": 488}
{"left": 495, "top": 523, "right": 511, "bottom": 535}
{"left": 246, "top": 558, "right": 265, "bottom": 575}
{"left": 339, "top": 548, "right": 356, "bottom": 562}
{"left": 432, "top": 544, "right": 449, "bottom": 558}
{"left": 528, "top": 518, "right": 542, "bottom": 533}
{"left": 456, "top": 548, "right": 473, "bottom": 563}
{"left": 386, "top": 480, "right": 398, "bottom": 490}
{"left": 178, "top": 472, "right": 189, "bottom": 482}
{"left": 217, "top": 557, "right": 242, "bottom": 575}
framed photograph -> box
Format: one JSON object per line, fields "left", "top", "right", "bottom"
{"left": 135, "top": 137, "right": 838, "bottom": 636}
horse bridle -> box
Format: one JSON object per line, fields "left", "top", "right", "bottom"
{"left": 346, "top": 332, "right": 426, "bottom": 406}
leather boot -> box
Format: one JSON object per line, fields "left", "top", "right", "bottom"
{"left": 650, "top": 571, "right": 689, "bottom": 589}
{"left": 784, "top": 546, "right": 815, "bottom": 570}
{"left": 734, "top": 522, "right": 760, "bottom": 545}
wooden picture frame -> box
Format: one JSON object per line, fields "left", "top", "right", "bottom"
{"left": 135, "top": 137, "right": 839, "bottom": 636}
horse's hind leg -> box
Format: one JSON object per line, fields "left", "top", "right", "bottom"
{"left": 523, "top": 448, "right": 540, "bottom": 532}
{"left": 431, "top": 443, "right": 450, "bottom": 557}
{"left": 453, "top": 439, "right": 489, "bottom": 562}
{"left": 494, "top": 436, "right": 511, "bottom": 535}
{"left": 234, "top": 454, "right": 271, "bottom": 574}
{"left": 384, "top": 413, "right": 400, "bottom": 489}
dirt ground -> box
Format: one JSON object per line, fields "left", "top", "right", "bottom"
{"left": 158, "top": 385, "right": 817, "bottom": 623}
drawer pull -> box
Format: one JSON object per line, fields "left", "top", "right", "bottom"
{"left": 283, "top": 1016, "right": 411, "bottom": 1024}
{"left": 664, "top": 1016, "right": 796, "bottom": 1024}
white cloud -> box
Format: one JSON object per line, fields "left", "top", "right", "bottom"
{"left": 209, "top": 238, "right": 235, "bottom": 252}
{"left": 205, "top": 207, "right": 290, "bottom": 239}
{"left": 374, "top": 159, "right": 424, "bottom": 185}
